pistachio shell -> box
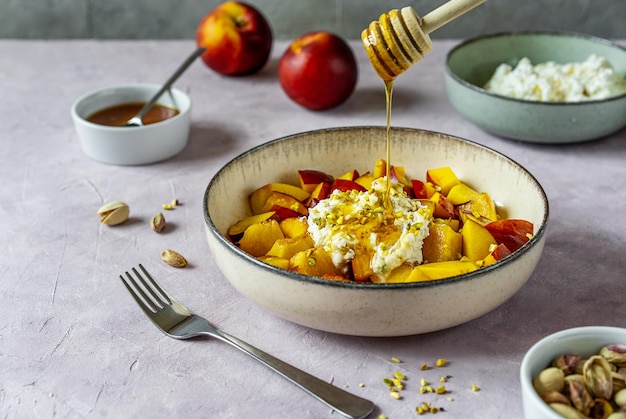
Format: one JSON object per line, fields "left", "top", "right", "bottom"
{"left": 613, "top": 372, "right": 626, "bottom": 393}
{"left": 565, "top": 374, "right": 594, "bottom": 416}
{"left": 584, "top": 355, "right": 614, "bottom": 400}
{"left": 602, "top": 345, "right": 626, "bottom": 366}
{"left": 590, "top": 398, "right": 614, "bottom": 419}
{"left": 97, "top": 201, "right": 129, "bottom": 225}
{"left": 540, "top": 390, "right": 571, "bottom": 405}
{"left": 161, "top": 249, "right": 187, "bottom": 268}
{"left": 151, "top": 212, "right": 166, "bottom": 233}
{"left": 553, "top": 354, "right": 582, "bottom": 375}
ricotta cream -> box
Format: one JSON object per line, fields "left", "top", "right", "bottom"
{"left": 484, "top": 54, "right": 626, "bottom": 102}
{"left": 307, "top": 178, "right": 432, "bottom": 281}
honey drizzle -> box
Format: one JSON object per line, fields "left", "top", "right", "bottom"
{"left": 383, "top": 79, "right": 395, "bottom": 219}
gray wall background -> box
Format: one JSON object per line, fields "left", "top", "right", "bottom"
{"left": 1, "top": 0, "right": 624, "bottom": 40}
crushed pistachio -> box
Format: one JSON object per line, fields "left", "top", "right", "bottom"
{"left": 394, "top": 371, "right": 406, "bottom": 380}
{"left": 435, "top": 358, "right": 447, "bottom": 367}
{"left": 391, "top": 357, "right": 401, "bottom": 363}
{"left": 471, "top": 384, "right": 480, "bottom": 392}
{"left": 421, "top": 363, "right": 429, "bottom": 370}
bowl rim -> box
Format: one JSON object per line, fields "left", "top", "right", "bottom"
{"left": 445, "top": 30, "right": 626, "bottom": 106}
{"left": 203, "top": 126, "right": 550, "bottom": 290}
{"left": 70, "top": 83, "right": 191, "bottom": 131}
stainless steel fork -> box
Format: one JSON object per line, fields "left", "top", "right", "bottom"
{"left": 120, "top": 264, "right": 375, "bottom": 419}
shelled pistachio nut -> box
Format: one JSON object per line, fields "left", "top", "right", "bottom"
{"left": 97, "top": 201, "right": 129, "bottom": 225}
{"left": 161, "top": 249, "right": 187, "bottom": 268}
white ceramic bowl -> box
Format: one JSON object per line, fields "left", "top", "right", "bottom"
{"left": 520, "top": 326, "right": 626, "bottom": 419}
{"left": 446, "top": 32, "right": 626, "bottom": 143}
{"left": 71, "top": 83, "right": 191, "bottom": 165}
{"left": 203, "top": 127, "right": 549, "bottom": 336}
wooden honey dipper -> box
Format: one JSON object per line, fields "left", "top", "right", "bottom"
{"left": 362, "top": 0, "right": 486, "bottom": 81}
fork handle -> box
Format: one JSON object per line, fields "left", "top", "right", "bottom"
{"left": 208, "top": 330, "right": 375, "bottom": 419}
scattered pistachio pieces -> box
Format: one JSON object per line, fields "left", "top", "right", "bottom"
{"left": 163, "top": 199, "right": 180, "bottom": 210}
{"left": 394, "top": 371, "right": 406, "bottom": 380}
{"left": 435, "top": 358, "right": 447, "bottom": 367}
{"left": 151, "top": 212, "right": 166, "bottom": 233}
{"left": 391, "top": 357, "right": 401, "bottom": 363}
{"left": 471, "top": 384, "right": 480, "bottom": 392}
{"left": 161, "top": 249, "right": 187, "bottom": 268}
{"left": 421, "top": 363, "right": 429, "bottom": 370}
{"left": 97, "top": 201, "right": 129, "bottom": 225}
{"left": 359, "top": 383, "right": 365, "bottom": 388}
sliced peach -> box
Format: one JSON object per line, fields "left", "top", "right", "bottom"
{"left": 422, "top": 223, "right": 462, "bottom": 263}
{"left": 485, "top": 219, "right": 533, "bottom": 253}
{"left": 289, "top": 247, "right": 340, "bottom": 277}
{"left": 330, "top": 179, "right": 367, "bottom": 193}
{"left": 227, "top": 211, "right": 277, "bottom": 238}
{"left": 249, "top": 183, "right": 310, "bottom": 214}
{"left": 260, "top": 192, "right": 308, "bottom": 216}
{"left": 355, "top": 172, "right": 374, "bottom": 191}
{"left": 279, "top": 216, "right": 309, "bottom": 238}
{"left": 337, "top": 169, "right": 359, "bottom": 181}
{"left": 307, "top": 181, "right": 331, "bottom": 206}
{"left": 238, "top": 219, "right": 284, "bottom": 257}
{"left": 412, "top": 179, "right": 428, "bottom": 199}
{"left": 458, "top": 192, "right": 498, "bottom": 225}
{"left": 390, "top": 165, "right": 409, "bottom": 186}
{"left": 426, "top": 166, "right": 461, "bottom": 195}
{"left": 461, "top": 219, "right": 497, "bottom": 261}
{"left": 383, "top": 263, "right": 413, "bottom": 283}
{"left": 373, "top": 158, "right": 386, "bottom": 179}
{"left": 447, "top": 183, "right": 480, "bottom": 205}
{"left": 429, "top": 191, "right": 456, "bottom": 219}
{"left": 298, "top": 170, "right": 334, "bottom": 193}
{"left": 266, "top": 235, "right": 315, "bottom": 259}
{"left": 257, "top": 256, "right": 290, "bottom": 270}
{"left": 482, "top": 243, "right": 512, "bottom": 267}
{"left": 414, "top": 260, "right": 478, "bottom": 280}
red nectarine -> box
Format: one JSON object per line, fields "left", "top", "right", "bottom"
{"left": 279, "top": 31, "right": 358, "bottom": 110}
{"left": 196, "top": 1, "right": 272, "bottom": 76}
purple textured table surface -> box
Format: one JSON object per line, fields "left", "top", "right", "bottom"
{"left": 1, "top": 39, "right": 625, "bottom": 418}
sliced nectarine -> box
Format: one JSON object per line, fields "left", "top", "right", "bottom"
{"left": 298, "top": 170, "right": 334, "bottom": 193}
{"left": 461, "top": 219, "right": 497, "bottom": 261}
{"left": 414, "top": 260, "right": 478, "bottom": 280}
{"left": 227, "top": 211, "right": 277, "bottom": 238}
{"left": 257, "top": 255, "right": 290, "bottom": 270}
{"left": 266, "top": 235, "right": 315, "bottom": 259}
{"left": 422, "top": 223, "right": 462, "bottom": 263}
{"left": 249, "top": 183, "right": 310, "bottom": 214}
{"left": 279, "top": 216, "right": 309, "bottom": 238}
{"left": 485, "top": 219, "right": 533, "bottom": 253}
{"left": 458, "top": 192, "right": 498, "bottom": 225}
{"left": 289, "top": 247, "right": 340, "bottom": 277}
{"left": 330, "top": 179, "right": 367, "bottom": 193}
{"left": 238, "top": 219, "right": 284, "bottom": 257}
{"left": 373, "top": 158, "right": 386, "bottom": 179}
{"left": 260, "top": 192, "right": 308, "bottom": 216}
{"left": 429, "top": 192, "right": 456, "bottom": 219}
{"left": 427, "top": 166, "right": 461, "bottom": 195}
{"left": 355, "top": 172, "right": 374, "bottom": 191}
{"left": 337, "top": 169, "right": 359, "bottom": 181}
{"left": 446, "top": 183, "right": 480, "bottom": 205}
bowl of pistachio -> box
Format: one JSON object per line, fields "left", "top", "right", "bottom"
{"left": 520, "top": 326, "right": 626, "bottom": 418}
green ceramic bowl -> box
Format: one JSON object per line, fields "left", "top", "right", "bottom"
{"left": 445, "top": 32, "right": 626, "bottom": 143}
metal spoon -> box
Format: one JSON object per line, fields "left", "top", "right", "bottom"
{"left": 125, "top": 46, "right": 206, "bottom": 127}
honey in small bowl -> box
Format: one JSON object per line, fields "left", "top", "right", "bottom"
{"left": 87, "top": 102, "right": 179, "bottom": 127}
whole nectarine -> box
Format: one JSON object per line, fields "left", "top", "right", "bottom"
{"left": 196, "top": 1, "right": 273, "bottom": 76}
{"left": 279, "top": 31, "right": 358, "bottom": 110}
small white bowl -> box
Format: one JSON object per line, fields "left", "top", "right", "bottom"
{"left": 203, "top": 126, "right": 549, "bottom": 336}
{"left": 71, "top": 83, "right": 191, "bottom": 165}
{"left": 446, "top": 32, "right": 626, "bottom": 143}
{"left": 520, "top": 326, "right": 626, "bottom": 418}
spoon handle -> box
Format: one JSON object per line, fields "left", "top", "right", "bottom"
{"left": 134, "top": 46, "right": 206, "bottom": 121}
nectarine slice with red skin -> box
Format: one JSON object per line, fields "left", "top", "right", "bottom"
{"left": 412, "top": 179, "right": 428, "bottom": 199}
{"left": 298, "top": 170, "right": 334, "bottom": 193}
{"left": 485, "top": 219, "right": 533, "bottom": 253}
{"left": 330, "top": 179, "right": 367, "bottom": 193}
